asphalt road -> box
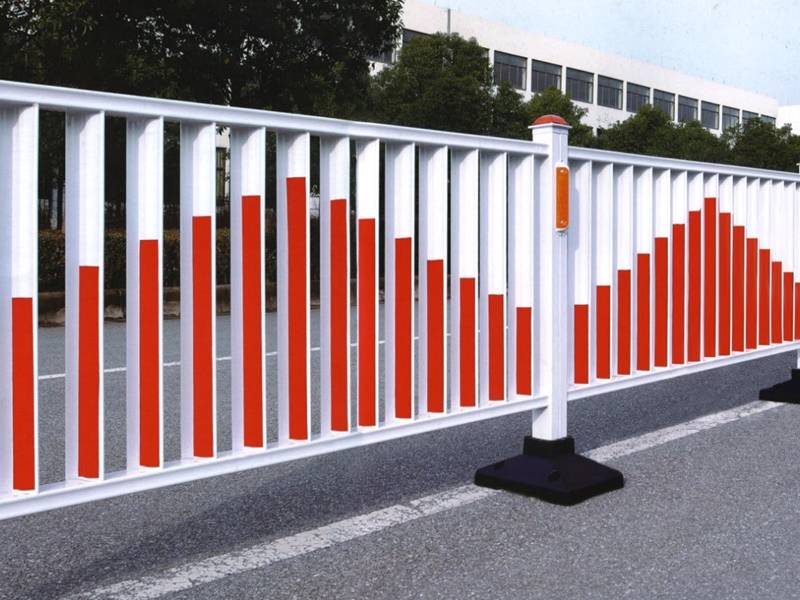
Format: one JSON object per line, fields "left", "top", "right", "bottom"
{"left": 2, "top": 308, "right": 799, "bottom": 599}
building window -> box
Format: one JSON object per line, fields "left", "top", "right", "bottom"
{"left": 761, "top": 115, "right": 776, "bottom": 125}
{"left": 653, "top": 90, "right": 675, "bottom": 119}
{"left": 701, "top": 102, "right": 719, "bottom": 129}
{"left": 627, "top": 83, "right": 650, "bottom": 113}
{"left": 597, "top": 76, "right": 623, "bottom": 109}
{"left": 678, "top": 96, "right": 698, "bottom": 123}
{"left": 370, "top": 47, "right": 395, "bottom": 64}
{"left": 566, "top": 68, "right": 593, "bottom": 103}
{"left": 531, "top": 60, "right": 562, "bottom": 92}
{"left": 402, "top": 29, "right": 430, "bottom": 45}
{"left": 742, "top": 110, "right": 759, "bottom": 124}
{"left": 722, "top": 106, "right": 740, "bottom": 130}
{"left": 493, "top": 51, "right": 527, "bottom": 90}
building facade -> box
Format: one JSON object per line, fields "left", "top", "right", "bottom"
{"left": 375, "top": 0, "right": 781, "bottom": 133}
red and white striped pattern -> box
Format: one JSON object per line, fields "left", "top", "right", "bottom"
{"left": 180, "top": 123, "right": 217, "bottom": 459}
{"left": 230, "top": 127, "right": 267, "bottom": 450}
{"left": 569, "top": 161, "right": 800, "bottom": 390}
{"left": 0, "top": 105, "right": 38, "bottom": 493}
{"left": 479, "top": 152, "right": 508, "bottom": 404}
{"left": 385, "top": 143, "right": 415, "bottom": 422}
{"left": 126, "top": 117, "right": 164, "bottom": 470}
{"left": 450, "top": 149, "right": 479, "bottom": 410}
{"left": 66, "top": 111, "right": 105, "bottom": 479}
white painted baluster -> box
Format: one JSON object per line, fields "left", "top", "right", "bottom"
{"left": 718, "top": 175, "right": 734, "bottom": 356}
{"left": 782, "top": 181, "right": 794, "bottom": 341}
{"left": 277, "top": 132, "right": 311, "bottom": 442}
{"left": 653, "top": 169, "right": 671, "bottom": 368}
{"left": 568, "top": 160, "right": 591, "bottom": 386}
{"left": 508, "top": 154, "right": 535, "bottom": 398}
{"left": 355, "top": 140, "right": 379, "bottom": 428}
{"left": 731, "top": 176, "right": 747, "bottom": 352}
{"left": 449, "top": 149, "right": 479, "bottom": 410}
{"left": 419, "top": 145, "right": 448, "bottom": 414}
{"left": 0, "top": 104, "right": 39, "bottom": 493}
{"left": 593, "top": 163, "right": 614, "bottom": 380}
{"left": 385, "top": 143, "right": 416, "bottom": 423}
{"left": 614, "top": 165, "right": 634, "bottom": 375}
{"left": 126, "top": 117, "right": 164, "bottom": 470}
{"left": 65, "top": 111, "right": 105, "bottom": 480}
{"left": 703, "top": 174, "right": 719, "bottom": 357}
{"left": 479, "top": 152, "right": 507, "bottom": 405}
{"left": 320, "top": 136, "right": 351, "bottom": 435}
{"left": 670, "top": 171, "right": 688, "bottom": 365}
{"left": 687, "top": 172, "right": 704, "bottom": 360}
{"left": 634, "top": 167, "right": 654, "bottom": 371}
{"left": 180, "top": 123, "right": 217, "bottom": 459}
{"left": 230, "top": 127, "right": 266, "bottom": 451}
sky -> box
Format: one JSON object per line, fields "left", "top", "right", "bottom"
{"left": 424, "top": 0, "right": 800, "bottom": 105}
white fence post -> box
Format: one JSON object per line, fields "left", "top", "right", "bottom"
{"left": 530, "top": 116, "right": 570, "bottom": 440}
{"left": 474, "top": 115, "right": 624, "bottom": 505}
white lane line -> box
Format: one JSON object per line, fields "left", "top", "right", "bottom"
{"left": 37, "top": 337, "right": 399, "bottom": 382}
{"left": 71, "top": 399, "right": 784, "bottom": 600}
{"left": 585, "top": 400, "right": 781, "bottom": 463}
{"left": 68, "top": 485, "right": 497, "bottom": 600}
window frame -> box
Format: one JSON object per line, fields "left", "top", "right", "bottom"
{"left": 597, "top": 75, "right": 623, "bottom": 109}
{"left": 653, "top": 89, "right": 675, "bottom": 120}
{"left": 722, "top": 106, "right": 740, "bottom": 131}
{"left": 701, "top": 101, "right": 720, "bottom": 129}
{"left": 677, "top": 96, "right": 698, "bottom": 123}
{"left": 626, "top": 82, "right": 650, "bottom": 113}
{"left": 493, "top": 50, "right": 527, "bottom": 91}
{"left": 531, "top": 60, "right": 562, "bottom": 93}
{"left": 566, "top": 67, "right": 594, "bottom": 104}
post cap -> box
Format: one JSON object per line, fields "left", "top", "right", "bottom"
{"left": 532, "top": 114, "right": 568, "bottom": 126}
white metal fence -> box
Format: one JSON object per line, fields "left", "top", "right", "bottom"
{"left": 0, "top": 80, "right": 798, "bottom": 519}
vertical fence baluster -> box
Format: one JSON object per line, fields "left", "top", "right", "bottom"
{"left": 732, "top": 177, "right": 747, "bottom": 352}
{"left": 569, "top": 160, "right": 592, "bottom": 385}
{"left": 746, "top": 178, "right": 760, "bottom": 349}
{"left": 653, "top": 169, "right": 671, "bottom": 368}
{"left": 703, "top": 174, "right": 719, "bottom": 358}
{"left": 593, "top": 163, "right": 613, "bottom": 379}
{"left": 230, "top": 127, "right": 266, "bottom": 451}
{"left": 126, "top": 117, "right": 164, "bottom": 470}
{"left": 794, "top": 183, "right": 800, "bottom": 341}
{"left": 355, "top": 140, "right": 379, "bottom": 428}
{"left": 277, "top": 132, "right": 311, "bottom": 442}
{"left": 508, "top": 154, "right": 535, "bottom": 398}
{"left": 180, "top": 123, "right": 217, "bottom": 459}
{"left": 449, "top": 149, "right": 479, "bottom": 409}
{"left": 0, "top": 104, "right": 39, "bottom": 493}
{"left": 479, "top": 152, "right": 508, "bottom": 404}
{"left": 320, "top": 136, "right": 351, "bottom": 434}
{"left": 758, "top": 179, "right": 772, "bottom": 345}
{"left": 783, "top": 182, "right": 794, "bottom": 341}
{"left": 635, "top": 167, "right": 653, "bottom": 372}
{"left": 769, "top": 180, "right": 783, "bottom": 344}
{"left": 385, "top": 143, "right": 416, "bottom": 422}
{"left": 418, "top": 145, "right": 448, "bottom": 414}
{"left": 670, "top": 171, "right": 688, "bottom": 365}
{"left": 718, "top": 176, "right": 733, "bottom": 356}
{"left": 65, "top": 111, "right": 105, "bottom": 480}
{"left": 615, "top": 165, "right": 634, "bottom": 375}
{"left": 687, "top": 173, "right": 704, "bottom": 361}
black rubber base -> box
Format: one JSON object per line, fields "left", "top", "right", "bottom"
{"left": 759, "top": 369, "right": 800, "bottom": 403}
{"left": 474, "top": 436, "right": 624, "bottom": 506}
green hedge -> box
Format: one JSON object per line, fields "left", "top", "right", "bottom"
{"left": 38, "top": 228, "right": 280, "bottom": 292}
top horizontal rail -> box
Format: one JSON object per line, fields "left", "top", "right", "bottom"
{"left": 570, "top": 145, "right": 800, "bottom": 182}
{"left": 0, "top": 79, "right": 549, "bottom": 155}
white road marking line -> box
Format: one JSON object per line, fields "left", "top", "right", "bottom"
{"left": 68, "top": 485, "right": 497, "bottom": 600}
{"left": 71, "top": 399, "right": 784, "bottom": 600}
{"left": 584, "top": 400, "right": 782, "bottom": 463}
{"left": 36, "top": 338, "right": 400, "bottom": 382}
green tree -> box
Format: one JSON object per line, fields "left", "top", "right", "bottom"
{"left": 722, "top": 118, "right": 800, "bottom": 172}
{"left": 489, "top": 81, "right": 530, "bottom": 139}
{"left": 525, "top": 87, "right": 594, "bottom": 146}
{"left": 368, "top": 33, "right": 494, "bottom": 133}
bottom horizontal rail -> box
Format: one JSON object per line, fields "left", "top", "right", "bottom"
{"left": 0, "top": 394, "right": 548, "bottom": 520}
{"left": 568, "top": 342, "right": 800, "bottom": 401}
